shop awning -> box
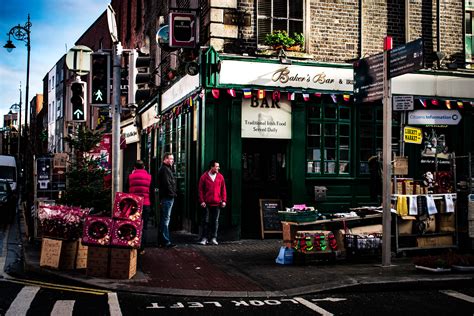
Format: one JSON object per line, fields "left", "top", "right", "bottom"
{"left": 392, "top": 72, "right": 474, "bottom": 100}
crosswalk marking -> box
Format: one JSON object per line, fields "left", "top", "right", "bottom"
{"left": 440, "top": 290, "right": 474, "bottom": 303}
{"left": 6, "top": 285, "right": 40, "bottom": 316}
{"left": 108, "top": 292, "right": 123, "bottom": 316}
{"left": 51, "top": 300, "right": 75, "bottom": 316}
{"left": 294, "top": 297, "right": 333, "bottom": 316}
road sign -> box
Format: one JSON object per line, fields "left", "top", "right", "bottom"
{"left": 404, "top": 126, "right": 423, "bottom": 144}
{"left": 408, "top": 110, "right": 462, "bottom": 125}
{"left": 66, "top": 45, "right": 93, "bottom": 75}
{"left": 353, "top": 52, "right": 384, "bottom": 103}
{"left": 393, "top": 95, "right": 414, "bottom": 111}
{"left": 389, "top": 38, "right": 424, "bottom": 78}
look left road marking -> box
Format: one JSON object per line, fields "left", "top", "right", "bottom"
{"left": 6, "top": 286, "right": 40, "bottom": 316}
{"left": 440, "top": 290, "right": 474, "bottom": 303}
{"left": 294, "top": 297, "right": 333, "bottom": 316}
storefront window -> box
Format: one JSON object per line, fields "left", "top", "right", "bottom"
{"left": 358, "top": 106, "right": 399, "bottom": 175}
{"left": 466, "top": 5, "right": 473, "bottom": 65}
{"left": 257, "top": 0, "right": 304, "bottom": 46}
{"left": 306, "top": 103, "right": 351, "bottom": 176}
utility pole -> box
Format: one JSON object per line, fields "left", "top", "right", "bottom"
{"left": 112, "top": 43, "right": 122, "bottom": 203}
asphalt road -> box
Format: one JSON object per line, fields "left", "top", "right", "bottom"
{"left": 0, "top": 277, "right": 473, "bottom": 315}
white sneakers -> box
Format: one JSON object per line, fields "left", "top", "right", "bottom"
{"left": 199, "top": 238, "right": 218, "bottom": 245}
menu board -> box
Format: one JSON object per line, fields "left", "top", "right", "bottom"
{"left": 259, "top": 199, "right": 283, "bottom": 239}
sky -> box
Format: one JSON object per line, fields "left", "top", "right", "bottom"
{"left": 0, "top": 0, "right": 110, "bottom": 126}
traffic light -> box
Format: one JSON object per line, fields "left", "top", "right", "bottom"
{"left": 70, "top": 81, "right": 87, "bottom": 121}
{"left": 90, "top": 53, "right": 110, "bottom": 105}
{"left": 129, "top": 51, "right": 151, "bottom": 106}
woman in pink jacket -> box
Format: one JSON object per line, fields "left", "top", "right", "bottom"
{"left": 198, "top": 160, "right": 227, "bottom": 245}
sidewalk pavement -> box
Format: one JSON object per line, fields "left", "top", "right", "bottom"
{"left": 19, "top": 229, "right": 474, "bottom": 298}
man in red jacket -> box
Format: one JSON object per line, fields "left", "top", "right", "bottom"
{"left": 128, "top": 160, "right": 152, "bottom": 254}
{"left": 198, "top": 160, "right": 227, "bottom": 245}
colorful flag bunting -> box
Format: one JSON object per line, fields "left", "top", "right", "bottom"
{"left": 189, "top": 97, "right": 193, "bottom": 107}
{"left": 457, "top": 101, "right": 463, "bottom": 109}
{"left": 272, "top": 90, "right": 281, "bottom": 101}
{"left": 288, "top": 92, "right": 295, "bottom": 101}
{"left": 445, "top": 100, "right": 451, "bottom": 109}
{"left": 258, "top": 90, "right": 266, "bottom": 99}
{"left": 212, "top": 89, "right": 220, "bottom": 99}
{"left": 431, "top": 99, "right": 439, "bottom": 106}
{"left": 419, "top": 99, "right": 427, "bottom": 108}
{"left": 330, "top": 94, "right": 337, "bottom": 103}
{"left": 343, "top": 94, "right": 350, "bottom": 102}
{"left": 314, "top": 93, "right": 322, "bottom": 97}
{"left": 243, "top": 89, "right": 252, "bottom": 99}
{"left": 303, "top": 93, "right": 310, "bottom": 101}
{"left": 227, "top": 88, "right": 236, "bottom": 97}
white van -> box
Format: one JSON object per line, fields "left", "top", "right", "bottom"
{"left": 0, "top": 155, "right": 17, "bottom": 192}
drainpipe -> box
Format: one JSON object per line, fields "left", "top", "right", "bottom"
{"left": 437, "top": 0, "right": 441, "bottom": 68}
{"left": 405, "top": 0, "right": 410, "bottom": 43}
{"left": 359, "top": 0, "right": 364, "bottom": 57}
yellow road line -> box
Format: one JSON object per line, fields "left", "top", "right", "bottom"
{"left": 3, "top": 277, "right": 110, "bottom": 295}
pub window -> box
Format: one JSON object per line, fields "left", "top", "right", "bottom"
{"left": 466, "top": 2, "right": 474, "bottom": 66}
{"left": 357, "top": 105, "right": 400, "bottom": 175}
{"left": 307, "top": 102, "right": 351, "bottom": 176}
{"left": 257, "top": 0, "right": 304, "bottom": 46}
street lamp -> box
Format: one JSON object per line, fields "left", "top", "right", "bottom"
{"left": 10, "top": 102, "right": 21, "bottom": 158}
{"left": 4, "top": 14, "right": 31, "bottom": 143}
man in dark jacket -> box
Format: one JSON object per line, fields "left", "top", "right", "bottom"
{"left": 157, "top": 153, "right": 177, "bottom": 248}
{"left": 198, "top": 160, "right": 227, "bottom": 245}
{"left": 128, "top": 160, "right": 152, "bottom": 254}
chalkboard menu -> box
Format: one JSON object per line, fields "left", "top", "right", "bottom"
{"left": 259, "top": 199, "right": 283, "bottom": 239}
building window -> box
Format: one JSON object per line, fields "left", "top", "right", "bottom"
{"left": 357, "top": 106, "right": 400, "bottom": 175}
{"left": 257, "top": 0, "right": 304, "bottom": 46}
{"left": 306, "top": 102, "right": 351, "bottom": 176}
{"left": 466, "top": 2, "right": 474, "bottom": 66}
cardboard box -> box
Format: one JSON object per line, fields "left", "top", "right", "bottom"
{"left": 86, "top": 246, "right": 110, "bottom": 277}
{"left": 417, "top": 235, "right": 453, "bottom": 248}
{"left": 76, "top": 241, "right": 88, "bottom": 269}
{"left": 398, "top": 217, "right": 415, "bottom": 235}
{"left": 40, "top": 238, "right": 86, "bottom": 270}
{"left": 438, "top": 214, "right": 455, "bottom": 232}
{"left": 109, "top": 248, "right": 137, "bottom": 279}
{"left": 113, "top": 192, "right": 143, "bottom": 221}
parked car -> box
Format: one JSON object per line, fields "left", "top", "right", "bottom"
{"left": 0, "top": 180, "right": 16, "bottom": 223}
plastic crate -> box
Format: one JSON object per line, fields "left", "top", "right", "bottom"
{"left": 278, "top": 210, "right": 319, "bottom": 222}
{"left": 344, "top": 233, "right": 383, "bottom": 256}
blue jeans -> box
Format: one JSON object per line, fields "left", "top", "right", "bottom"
{"left": 140, "top": 205, "right": 151, "bottom": 250}
{"left": 201, "top": 206, "right": 220, "bottom": 240}
{"left": 159, "top": 197, "right": 174, "bottom": 246}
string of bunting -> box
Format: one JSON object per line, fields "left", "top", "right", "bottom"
{"left": 418, "top": 98, "right": 473, "bottom": 109}
{"left": 211, "top": 88, "right": 353, "bottom": 103}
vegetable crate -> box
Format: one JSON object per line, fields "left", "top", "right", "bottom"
{"left": 344, "top": 233, "right": 383, "bottom": 257}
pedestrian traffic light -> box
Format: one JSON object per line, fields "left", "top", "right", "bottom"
{"left": 70, "top": 81, "right": 87, "bottom": 122}
{"left": 129, "top": 51, "right": 151, "bottom": 106}
{"left": 90, "top": 53, "right": 110, "bottom": 105}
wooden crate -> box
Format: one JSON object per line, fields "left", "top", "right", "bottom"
{"left": 416, "top": 235, "right": 453, "bottom": 248}
{"left": 109, "top": 248, "right": 137, "bottom": 279}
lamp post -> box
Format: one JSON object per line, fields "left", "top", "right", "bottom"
{"left": 10, "top": 101, "right": 21, "bottom": 158}
{"left": 4, "top": 14, "right": 31, "bottom": 149}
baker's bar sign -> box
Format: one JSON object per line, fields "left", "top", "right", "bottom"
{"left": 241, "top": 95, "right": 291, "bottom": 139}
{"left": 219, "top": 60, "right": 353, "bottom": 91}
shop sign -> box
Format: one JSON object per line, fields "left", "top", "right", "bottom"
{"left": 162, "top": 74, "right": 200, "bottom": 112}
{"left": 403, "top": 126, "right": 422, "bottom": 144}
{"left": 393, "top": 95, "right": 414, "bottom": 111}
{"left": 408, "top": 110, "right": 462, "bottom": 125}
{"left": 219, "top": 60, "right": 353, "bottom": 92}
{"left": 141, "top": 103, "right": 159, "bottom": 129}
{"left": 122, "top": 124, "right": 139, "bottom": 144}
{"left": 241, "top": 95, "right": 291, "bottom": 139}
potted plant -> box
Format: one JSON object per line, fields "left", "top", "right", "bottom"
{"left": 264, "top": 30, "right": 295, "bottom": 50}
{"left": 290, "top": 32, "right": 305, "bottom": 51}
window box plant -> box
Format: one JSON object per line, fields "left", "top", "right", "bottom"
{"left": 264, "top": 31, "right": 305, "bottom": 51}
